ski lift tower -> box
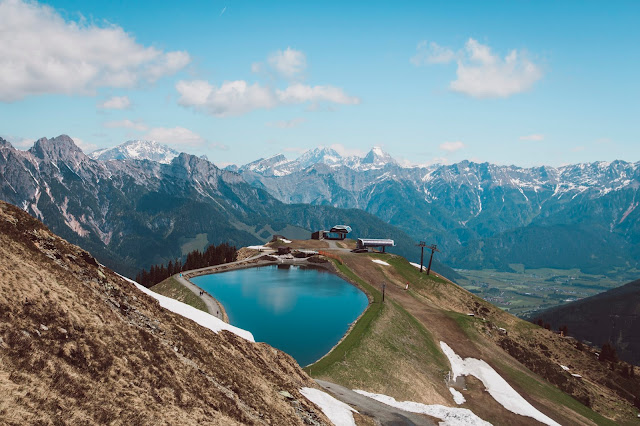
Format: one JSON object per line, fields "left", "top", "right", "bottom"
{"left": 426, "top": 244, "right": 440, "bottom": 275}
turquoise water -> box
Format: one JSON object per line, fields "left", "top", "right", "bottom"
{"left": 191, "top": 264, "right": 369, "bottom": 366}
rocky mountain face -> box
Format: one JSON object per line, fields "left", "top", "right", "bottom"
{"left": 534, "top": 278, "right": 640, "bottom": 365}
{"left": 90, "top": 140, "right": 179, "bottom": 164}
{"left": 234, "top": 148, "right": 640, "bottom": 274}
{"left": 0, "top": 136, "right": 432, "bottom": 278}
{"left": 0, "top": 200, "right": 332, "bottom": 425}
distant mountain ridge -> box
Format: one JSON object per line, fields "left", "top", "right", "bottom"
{"left": 90, "top": 140, "right": 179, "bottom": 164}
{"left": 229, "top": 146, "right": 402, "bottom": 177}
{"left": 3, "top": 134, "right": 639, "bottom": 278}
{"left": 233, "top": 147, "right": 640, "bottom": 275}
{"left": 0, "top": 135, "right": 438, "bottom": 278}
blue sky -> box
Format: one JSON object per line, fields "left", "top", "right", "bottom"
{"left": 0, "top": 0, "right": 638, "bottom": 167}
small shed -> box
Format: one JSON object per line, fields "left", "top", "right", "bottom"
{"left": 356, "top": 238, "right": 395, "bottom": 253}
{"left": 312, "top": 225, "right": 352, "bottom": 241}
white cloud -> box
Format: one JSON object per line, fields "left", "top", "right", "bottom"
{"left": 103, "top": 119, "right": 148, "bottom": 131}
{"left": 176, "top": 80, "right": 359, "bottom": 116}
{"left": 439, "top": 141, "right": 465, "bottom": 152}
{"left": 277, "top": 83, "right": 360, "bottom": 105}
{"left": 71, "top": 136, "right": 98, "bottom": 153}
{"left": 267, "top": 118, "right": 306, "bottom": 128}
{"left": 572, "top": 146, "right": 586, "bottom": 152}
{"left": 143, "top": 126, "right": 205, "bottom": 147}
{"left": 450, "top": 39, "right": 542, "bottom": 98}
{"left": 329, "top": 143, "right": 366, "bottom": 157}
{"left": 267, "top": 47, "right": 307, "bottom": 78}
{"left": 99, "top": 96, "right": 131, "bottom": 110}
{"left": 411, "top": 41, "right": 456, "bottom": 65}
{"left": 519, "top": 134, "right": 545, "bottom": 141}
{"left": 0, "top": 0, "right": 190, "bottom": 102}
{"left": 251, "top": 62, "right": 263, "bottom": 73}
{"left": 1, "top": 134, "right": 33, "bottom": 149}
{"left": 414, "top": 38, "right": 543, "bottom": 98}
{"left": 176, "top": 80, "right": 276, "bottom": 117}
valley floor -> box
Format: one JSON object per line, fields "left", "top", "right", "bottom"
{"left": 455, "top": 266, "right": 638, "bottom": 317}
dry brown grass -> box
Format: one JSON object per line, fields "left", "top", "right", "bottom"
{"left": 0, "top": 201, "right": 332, "bottom": 426}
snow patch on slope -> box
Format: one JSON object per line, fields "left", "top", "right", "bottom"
{"left": 440, "top": 342, "right": 559, "bottom": 426}
{"left": 449, "top": 387, "right": 466, "bottom": 405}
{"left": 300, "top": 387, "right": 358, "bottom": 426}
{"left": 119, "top": 274, "right": 255, "bottom": 341}
{"left": 354, "top": 390, "right": 489, "bottom": 426}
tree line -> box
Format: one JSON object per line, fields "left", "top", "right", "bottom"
{"left": 135, "top": 242, "right": 237, "bottom": 288}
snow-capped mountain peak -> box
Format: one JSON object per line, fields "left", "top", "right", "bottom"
{"left": 296, "top": 147, "right": 344, "bottom": 169}
{"left": 358, "top": 146, "right": 397, "bottom": 170}
{"left": 238, "top": 154, "right": 298, "bottom": 176}
{"left": 90, "top": 140, "right": 179, "bottom": 164}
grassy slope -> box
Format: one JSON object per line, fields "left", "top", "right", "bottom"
{"left": 308, "top": 252, "right": 632, "bottom": 425}
{"left": 308, "top": 260, "right": 450, "bottom": 405}
{"left": 150, "top": 276, "right": 208, "bottom": 313}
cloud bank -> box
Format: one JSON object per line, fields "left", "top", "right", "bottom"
{"left": 0, "top": 0, "right": 190, "bottom": 102}
{"left": 412, "top": 38, "right": 543, "bottom": 98}
{"left": 176, "top": 80, "right": 360, "bottom": 117}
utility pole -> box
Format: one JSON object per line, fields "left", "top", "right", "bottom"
{"left": 382, "top": 283, "right": 386, "bottom": 302}
{"left": 426, "top": 244, "right": 440, "bottom": 275}
{"left": 415, "top": 241, "right": 426, "bottom": 272}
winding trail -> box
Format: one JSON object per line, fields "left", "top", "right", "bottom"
{"left": 315, "top": 380, "right": 435, "bottom": 426}
{"left": 173, "top": 273, "right": 227, "bottom": 321}
{"left": 174, "top": 251, "right": 275, "bottom": 322}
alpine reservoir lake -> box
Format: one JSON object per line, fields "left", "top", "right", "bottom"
{"left": 191, "top": 264, "right": 369, "bottom": 366}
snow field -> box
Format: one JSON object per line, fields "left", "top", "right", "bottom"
{"left": 119, "top": 274, "right": 255, "bottom": 342}
{"left": 300, "top": 387, "right": 358, "bottom": 426}
{"left": 371, "top": 259, "right": 390, "bottom": 266}
{"left": 354, "top": 390, "right": 490, "bottom": 426}
{"left": 439, "top": 342, "right": 560, "bottom": 426}
{"left": 449, "top": 387, "right": 466, "bottom": 404}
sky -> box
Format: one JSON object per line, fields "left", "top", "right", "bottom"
{"left": 0, "top": 0, "right": 638, "bottom": 167}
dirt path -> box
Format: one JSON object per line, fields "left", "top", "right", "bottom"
{"left": 315, "top": 380, "right": 436, "bottom": 426}
{"left": 174, "top": 273, "right": 228, "bottom": 322}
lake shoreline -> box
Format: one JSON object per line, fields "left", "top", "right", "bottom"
{"left": 182, "top": 254, "right": 370, "bottom": 366}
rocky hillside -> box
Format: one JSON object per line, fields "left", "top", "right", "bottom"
{"left": 234, "top": 148, "right": 640, "bottom": 275}
{"left": 533, "top": 278, "right": 640, "bottom": 365}
{"left": 0, "top": 135, "right": 446, "bottom": 278}
{"left": 0, "top": 200, "right": 333, "bottom": 425}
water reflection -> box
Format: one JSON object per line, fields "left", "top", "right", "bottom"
{"left": 191, "top": 264, "right": 368, "bottom": 365}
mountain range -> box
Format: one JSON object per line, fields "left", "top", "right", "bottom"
{"left": 0, "top": 136, "right": 430, "bottom": 278}
{"left": 3, "top": 136, "right": 639, "bottom": 279}
{"left": 232, "top": 146, "right": 640, "bottom": 275}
